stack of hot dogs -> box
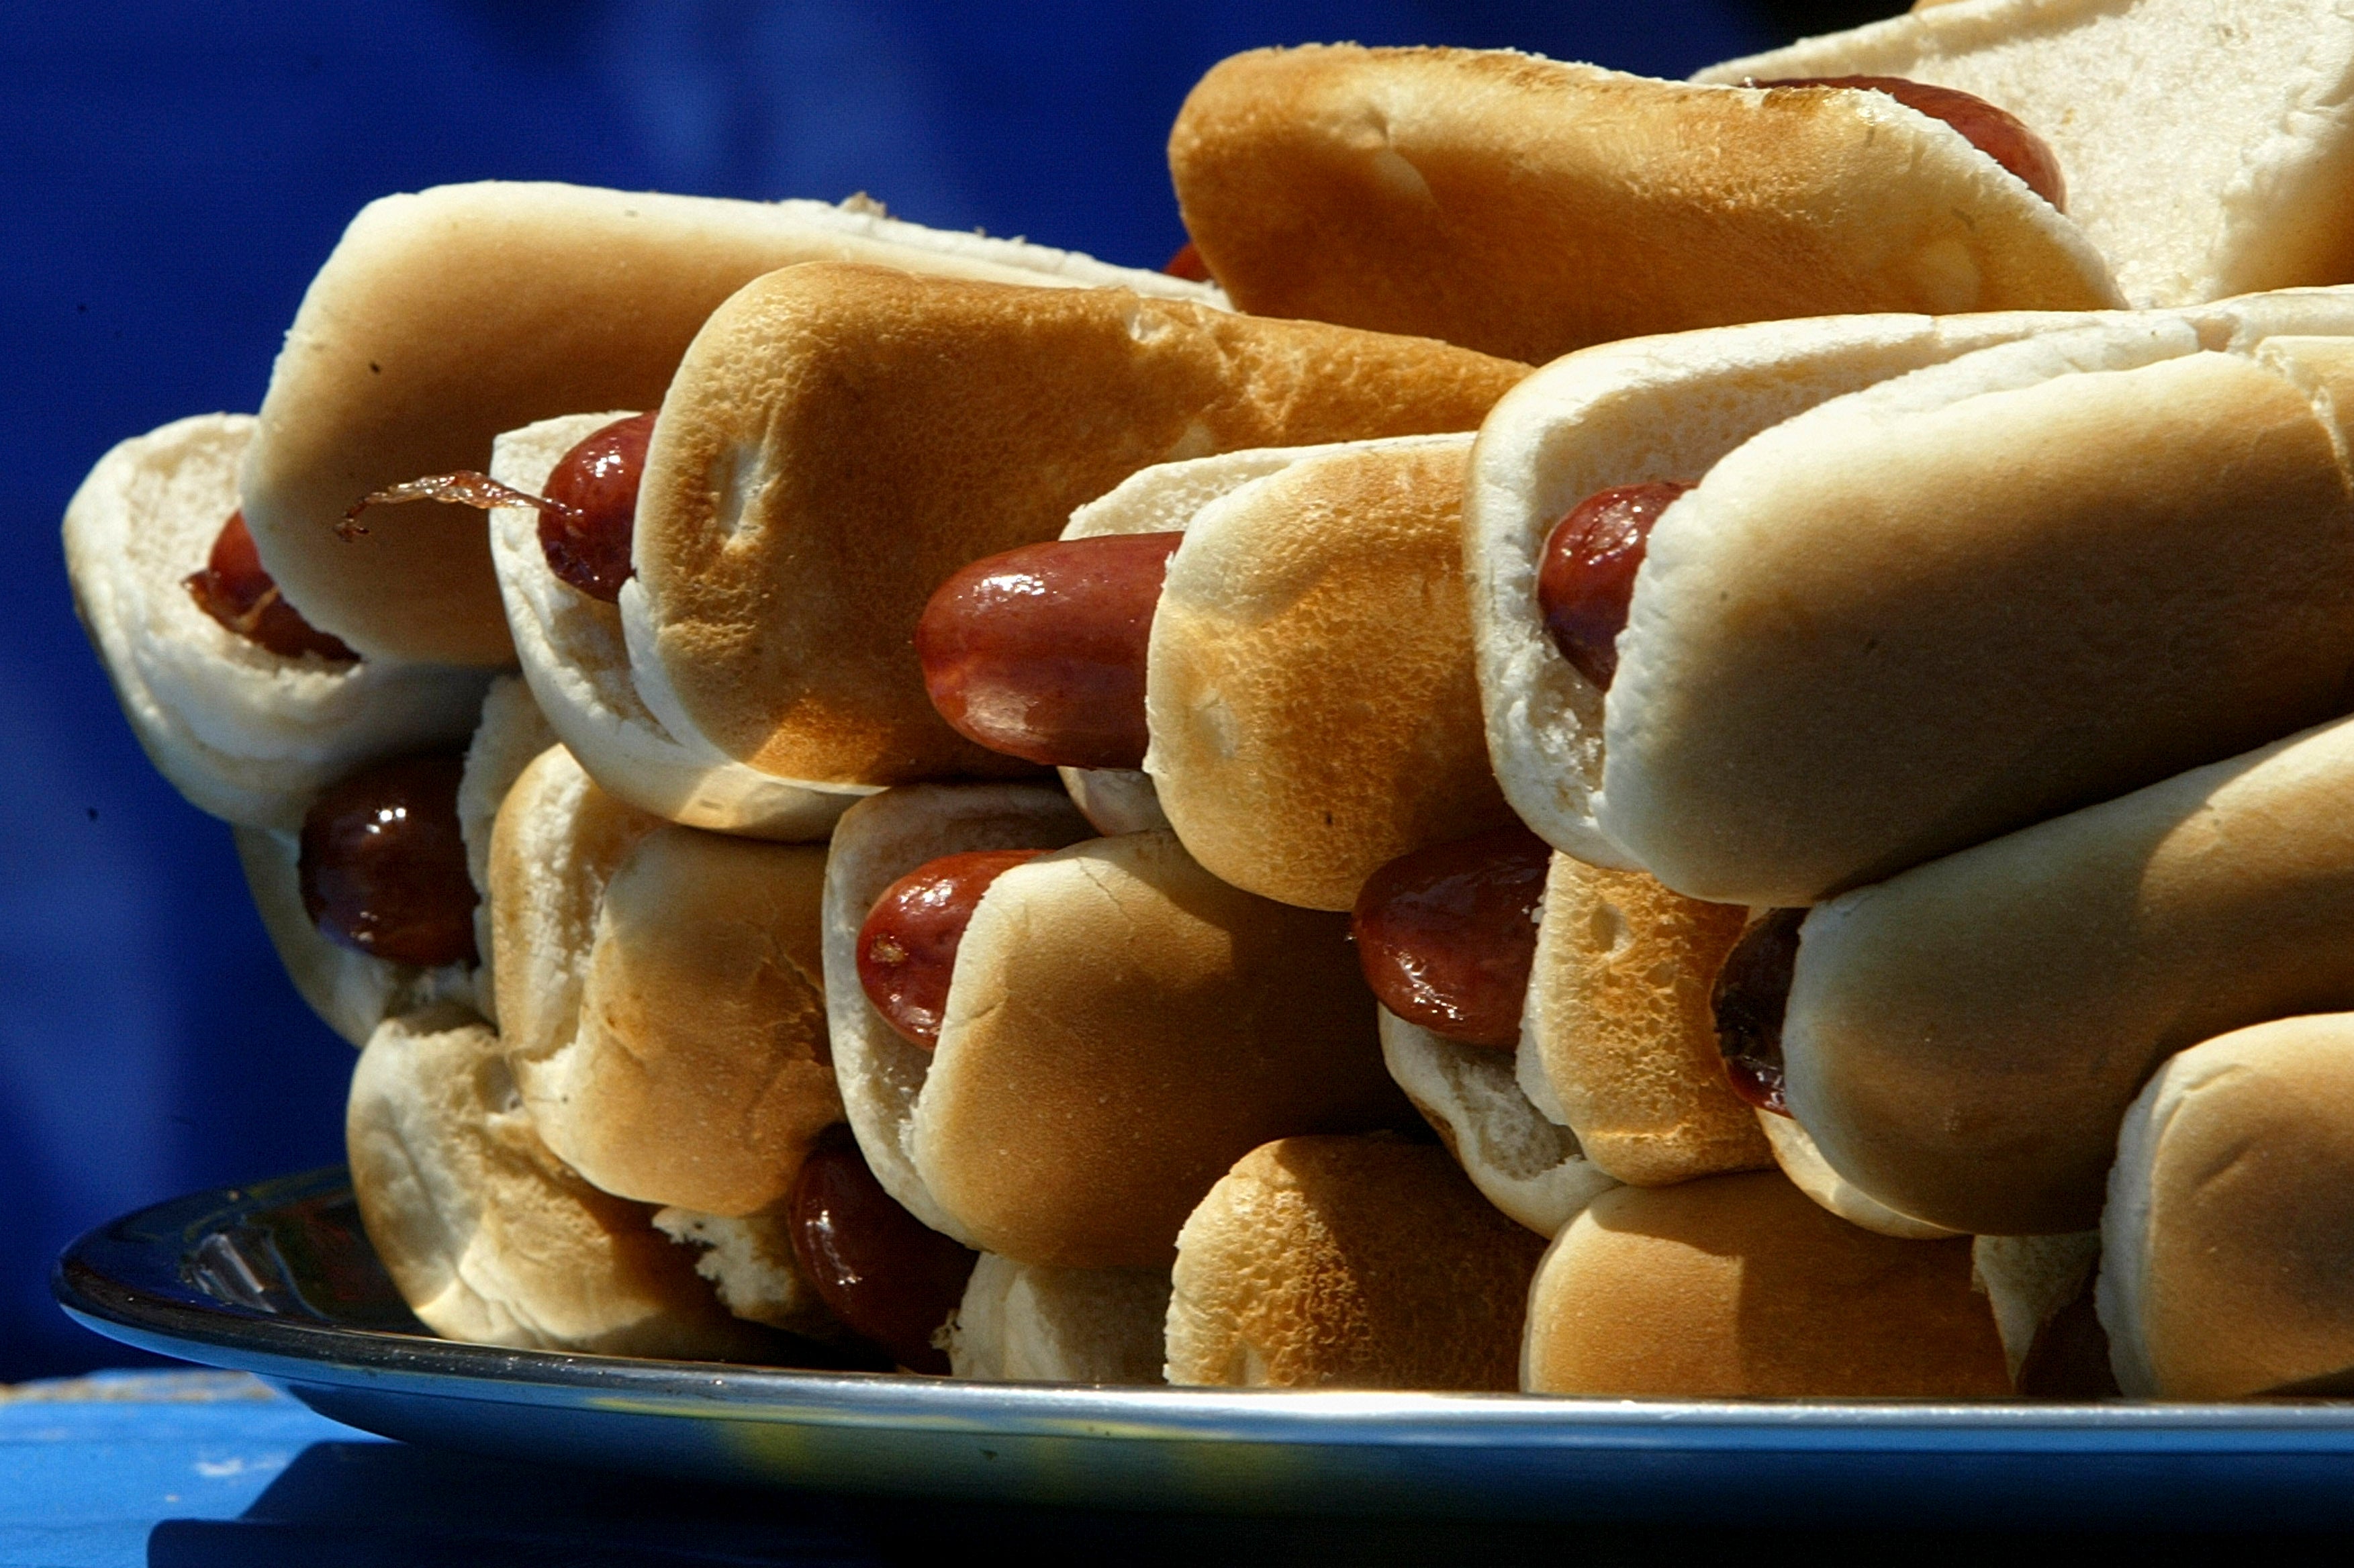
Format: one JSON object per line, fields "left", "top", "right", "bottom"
{"left": 62, "top": 0, "right": 2354, "bottom": 1399}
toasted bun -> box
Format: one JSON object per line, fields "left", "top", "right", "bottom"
{"left": 1787, "top": 713, "right": 2354, "bottom": 1236}
{"left": 915, "top": 830, "right": 1414, "bottom": 1269}
{"left": 1377, "top": 1011, "right": 1615, "bottom": 1238}
{"left": 488, "top": 411, "right": 865, "bottom": 838}
{"left": 2102, "top": 1014, "right": 2354, "bottom": 1398}
{"left": 1601, "top": 317, "right": 2354, "bottom": 905}
{"left": 489, "top": 744, "right": 839, "bottom": 1216}
{"left": 1699, "top": 0, "right": 2354, "bottom": 307}
{"left": 1758, "top": 1111, "right": 1959, "bottom": 1242}
{"left": 1521, "top": 1169, "right": 2009, "bottom": 1396}
{"left": 1517, "top": 856, "right": 1765, "bottom": 1186}
{"left": 650, "top": 1205, "right": 841, "bottom": 1344}
{"left": 1140, "top": 438, "right": 1515, "bottom": 911}
{"left": 1170, "top": 46, "right": 2119, "bottom": 364}
{"left": 347, "top": 1005, "right": 773, "bottom": 1359}
{"left": 946, "top": 1253, "right": 1171, "bottom": 1383}
{"left": 62, "top": 413, "right": 491, "bottom": 829}
{"left": 628, "top": 262, "right": 1528, "bottom": 788}
{"left": 1166, "top": 1134, "right": 1546, "bottom": 1389}
{"left": 241, "top": 183, "right": 1223, "bottom": 667}
{"left": 821, "top": 783, "right": 1095, "bottom": 1241}
{"left": 233, "top": 675, "right": 551, "bottom": 1046}
{"left": 1466, "top": 309, "right": 2106, "bottom": 865}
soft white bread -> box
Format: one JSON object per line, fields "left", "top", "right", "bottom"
{"left": 1465, "top": 309, "right": 2104, "bottom": 866}
{"left": 1166, "top": 1134, "right": 1546, "bottom": 1389}
{"left": 945, "top": 1254, "right": 1171, "bottom": 1384}
{"left": 1170, "top": 46, "right": 2120, "bottom": 365}
{"left": 1378, "top": 1011, "right": 1615, "bottom": 1238}
{"left": 240, "top": 183, "right": 1223, "bottom": 668}
{"left": 1975, "top": 1230, "right": 2102, "bottom": 1387}
{"left": 1699, "top": 0, "right": 2354, "bottom": 309}
{"left": 1599, "top": 313, "right": 2354, "bottom": 905}
{"left": 1139, "top": 438, "right": 1517, "bottom": 912}
{"left": 626, "top": 262, "right": 1529, "bottom": 790}
{"left": 232, "top": 675, "right": 553, "bottom": 1047}
{"left": 347, "top": 1004, "right": 773, "bottom": 1359}
{"left": 1785, "top": 712, "right": 2354, "bottom": 1237}
{"left": 820, "top": 785, "right": 1413, "bottom": 1269}
{"left": 1758, "top": 1111, "right": 1959, "bottom": 1242}
{"left": 2102, "top": 1014, "right": 2354, "bottom": 1398}
{"left": 1521, "top": 1169, "right": 2010, "bottom": 1397}
{"left": 489, "top": 744, "right": 841, "bottom": 1218}
{"left": 487, "top": 411, "right": 864, "bottom": 840}
{"left": 63, "top": 413, "right": 491, "bottom": 830}
{"left": 649, "top": 1205, "right": 839, "bottom": 1344}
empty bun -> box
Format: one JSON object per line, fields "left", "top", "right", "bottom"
{"left": 1522, "top": 1169, "right": 2008, "bottom": 1396}
{"left": 1167, "top": 1133, "right": 1545, "bottom": 1389}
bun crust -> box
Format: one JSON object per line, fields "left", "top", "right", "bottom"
{"left": 1145, "top": 438, "right": 1515, "bottom": 910}
{"left": 1171, "top": 46, "right": 2119, "bottom": 364}
{"left": 241, "top": 183, "right": 1221, "bottom": 666}
{"left": 916, "top": 830, "right": 1413, "bottom": 1268}
{"left": 2102, "top": 1014, "right": 2354, "bottom": 1398}
{"left": 947, "top": 1254, "right": 1171, "bottom": 1383}
{"left": 1788, "top": 712, "right": 2354, "bottom": 1236}
{"left": 1522, "top": 1169, "right": 2008, "bottom": 1396}
{"left": 1166, "top": 1134, "right": 1546, "bottom": 1389}
{"left": 630, "top": 263, "right": 1528, "bottom": 787}
{"left": 348, "top": 1006, "right": 772, "bottom": 1358}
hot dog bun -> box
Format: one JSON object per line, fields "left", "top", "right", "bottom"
{"left": 347, "top": 1003, "right": 778, "bottom": 1359}
{"left": 1599, "top": 312, "right": 2354, "bottom": 905}
{"left": 945, "top": 1255, "right": 1171, "bottom": 1383}
{"left": 821, "top": 785, "right": 1412, "bottom": 1269}
{"left": 628, "top": 263, "right": 1529, "bottom": 790}
{"left": 1166, "top": 1134, "right": 1544, "bottom": 1389}
{"left": 241, "top": 184, "right": 1225, "bottom": 668}
{"left": 1786, "top": 712, "right": 2354, "bottom": 1236}
{"left": 489, "top": 744, "right": 841, "bottom": 1218}
{"left": 1699, "top": 0, "right": 2354, "bottom": 307}
{"left": 1521, "top": 1169, "right": 2009, "bottom": 1397}
{"left": 62, "top": 412, "right": 492, "bottom": 830}
{"left": 1465, "top": 308, "right": 2104, "bottom": 867}
{"left": 2101, "top": 1013, "right": 2354, "bottom": 1398}
{"left": 1170, "top": 46, "right": 2120, "bottom": 364}
{"left": 487, "top": 411, "right": 865, "bottom": 840}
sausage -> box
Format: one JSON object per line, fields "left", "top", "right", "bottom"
{"left": 915, "top": 532, "right": 1183, "bottom": 769}
{"left": 1710, "top": 907, "right": 1804, "bottom": 1116}
{"left": 1163, "top": 240, "right": 1214, "bottom": 283}
{"left": 1534, "top": 482, "right": 1690, "bottom": 690}
{"left": 1350, "top": 825, "right": 1552, "bottom": 1047}
{"left": 185, "top": 510, "right": 357, "bottom": 662}
{"left": 857, "top": 848, "right": 1044, "bottom": 1048}
{"left": 786, "top": 1124, "right": 978, "bottom": 1373}
{"left": 538, "top": 411, "right": 654, "bottom": 601}
{"left": 297, "top": 750, "right": 477, "bottom": 967}
{"left": 1760, "top": 77, "right": 2065, "bottom": 211}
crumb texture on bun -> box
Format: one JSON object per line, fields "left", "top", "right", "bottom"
{"left": 947, "top": 1253, "right": 1172, "bottom": 1383}
{"left": 1166, "top": 1133, "right": 1545, "bottom": 1389}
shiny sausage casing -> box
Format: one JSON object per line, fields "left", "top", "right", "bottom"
{"left": 186, "top": 511, "right": 357, "bottom": 662}
{"left": 1537, "top": 482, "right": 1690, "bottom": 691}
{"left": 857, "top": 848, "right": 1043, "bottom": 1048}
{"left": 1711, "top": 908, "right": 1805, "bottom": 1116}
{"left": 1352, "top": 826, "right": 1552, "bottom": 1047}
{"left": 538, "top": 412, "right": 654, "bottom": 602}
{"left": 298, "top": 750, "right": 478, "bottom": 967}
{"left": 916, "top": 533, "right": 1183, "bottom": 770}
{"left": 786, "top": 1124, "right": 978, "bottom": 1373}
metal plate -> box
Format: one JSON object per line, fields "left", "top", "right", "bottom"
{"left": 53, "top": 1167, "right": 2354, "bottom": 1525}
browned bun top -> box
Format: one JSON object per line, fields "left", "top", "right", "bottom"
{"left": 1147, "top": 438, "right": 1516, "bottom": 910}
{"left": 1522, "top": 1169, "right": 2009, "bottom": 1396}
{"left": 1522, "top": 859, "right": 1767, "bottom": 1187}
{"left": 634, "top": 262, "right": 1528, "bottom": 788}
{"left": 1166, "top": 1133, "right": 1547, "bottom": 1389}
{"left": 1170, "top": 46, "right": 2118, "bottom": 365}
{"left": 912, "top": 830, "right": 1417, "bottom": 1269}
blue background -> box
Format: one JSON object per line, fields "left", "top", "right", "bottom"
{"left": 2, "top": 0, "right": 1823, "bottom": 1380}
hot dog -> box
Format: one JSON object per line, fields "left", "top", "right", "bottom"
{"left": 1169, "top": 46, "right": 2118, "bottom": 364}
{"left": 1697, "top": 0, "right": 2354, "bottom": 308}
{"left": 1521, "top": 1168, "right": 2010, "bottom": 1397}
{"left": 1722, "top": 710, "right": 2354, "bottom": 1237}
{"left": 2102, "top": 1013, "right": 2354, "bottom": 1398}
{"left": 1166, "top": 1133, "right": 1545, "bottom": 1389}
{"left": 921, "top": 436, "right": 1520, "bottom": 911}
{"left": 624, "top": 262, "right": 1526, "bottom": 793}
{"left": 822, "top": 783, "right": 1413, "bottom": 1275}
{"left": 237, "top": 183, "right": 1224, "bottom": 669}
